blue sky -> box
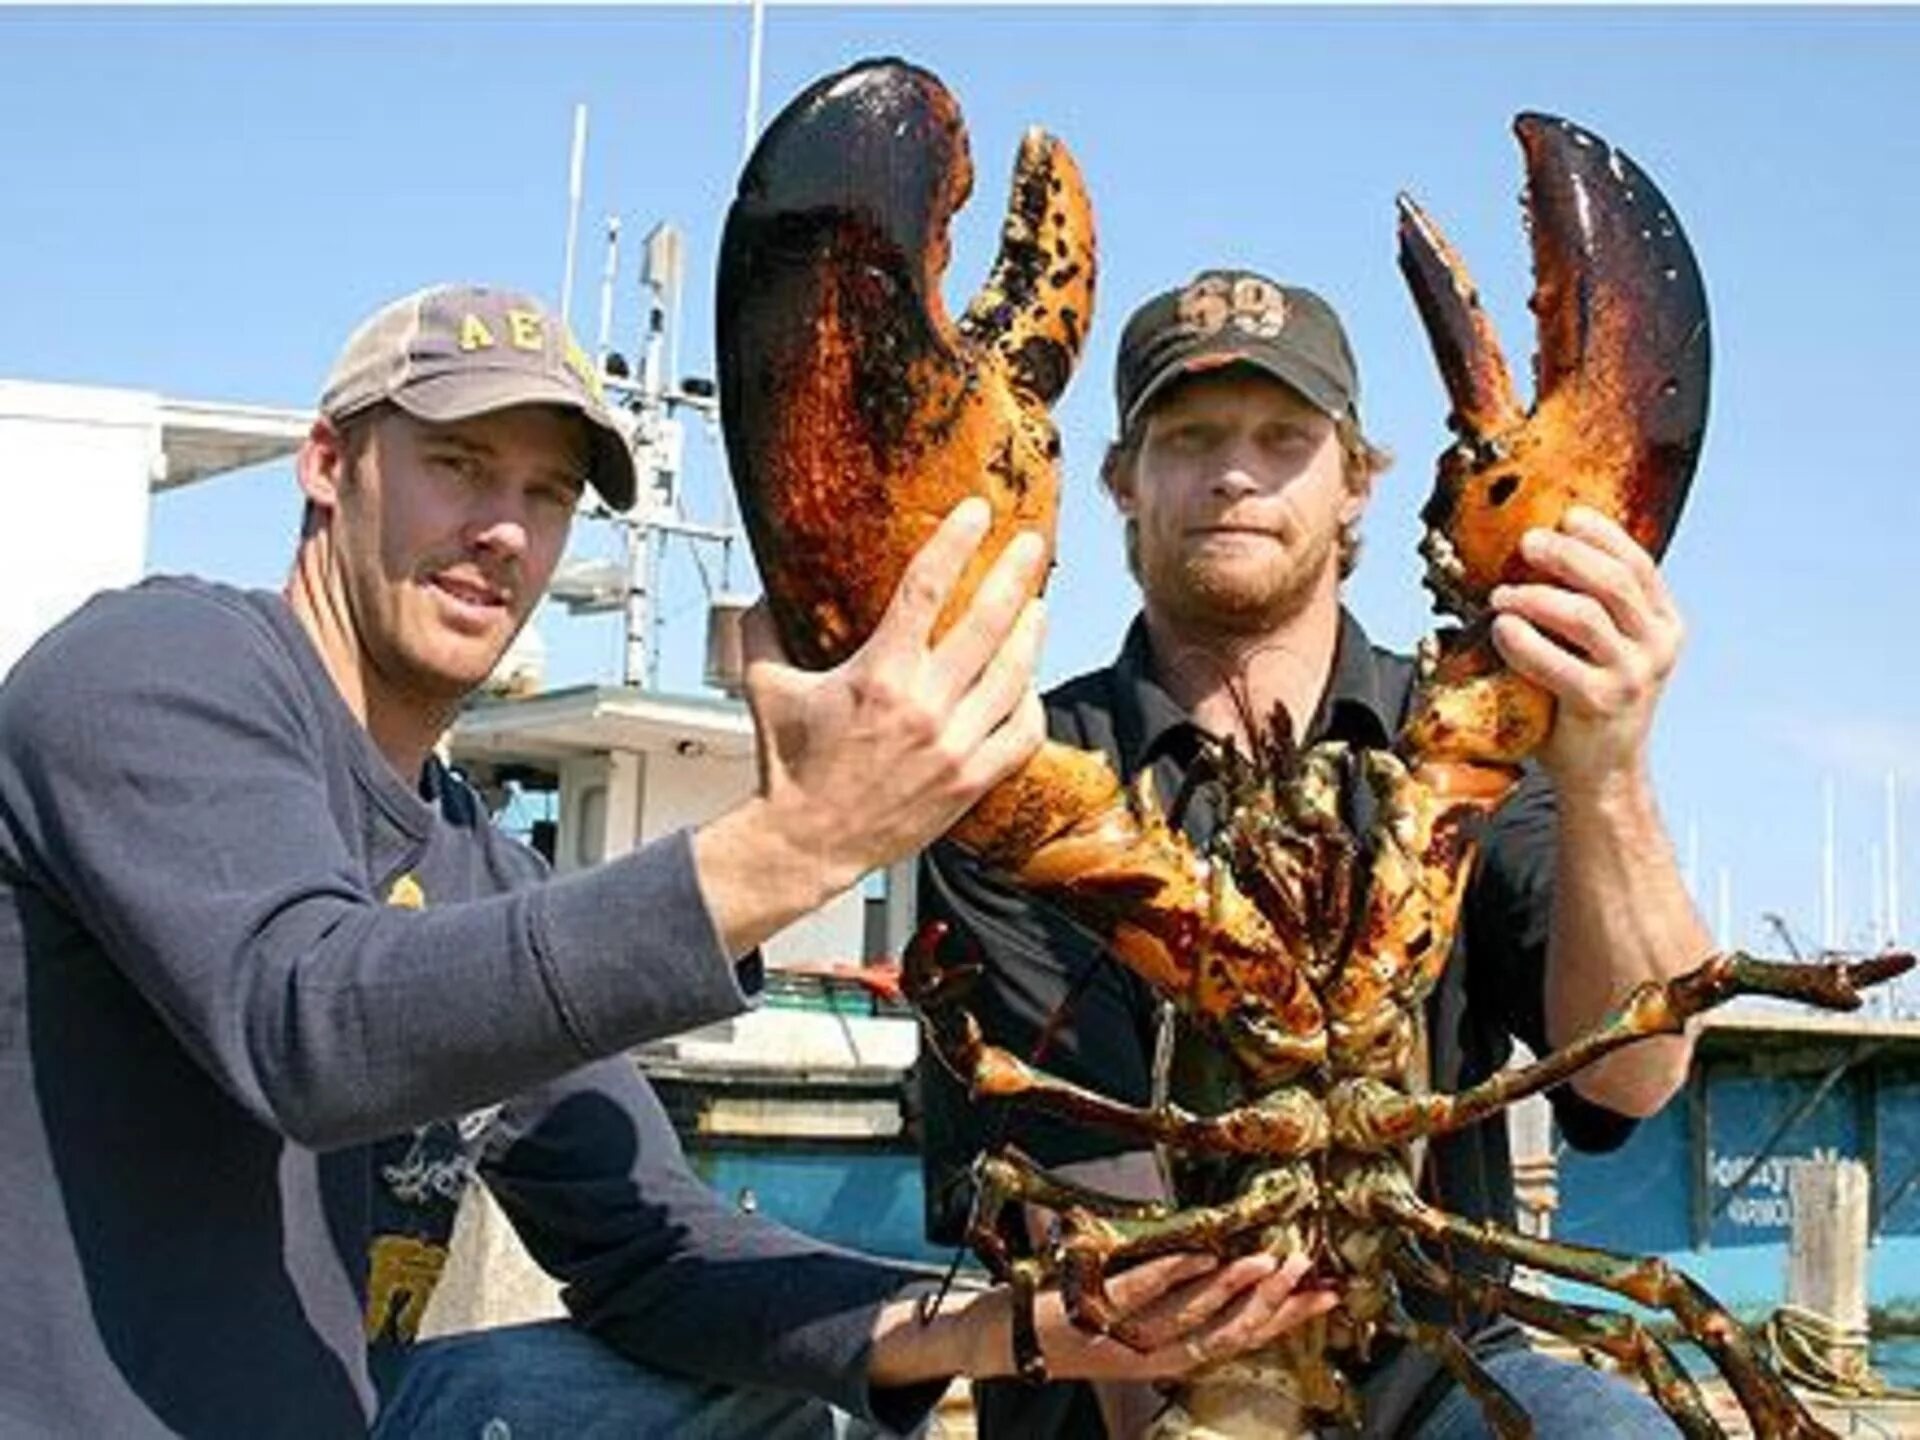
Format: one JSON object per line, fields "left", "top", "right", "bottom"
{"left": 4, "top": 6, "right": 1916, "bottom": 960}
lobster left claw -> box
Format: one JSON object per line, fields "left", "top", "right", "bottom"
{"left": 1399, "top": 112, "right": 1711, "bottom": 622}
{"left": 715, "top": 56, "right": 1094, "bottom": 671}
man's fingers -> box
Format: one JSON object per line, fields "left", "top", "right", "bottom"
{"left": 1491, "top": 612, "right": 1627, "bottom": 716}
{"left": 1255, "top": 1283, "right": 1341, "bottom": 1343}
{"left": 944, "top": 598, "right": 1047, "bottom": 755}
{"left": 955, "top": 687, "right": 1047, "bottom": 800}
{"left": 868, "top": 497, "right": 995, "bottom": 659}
{"left": 1179, "top": 1256, "right": 1334, "bottom": 1366}
{"left": 1561, "top": 504, "right": 1662, "bottom": 580}
{"left": 1561, "top": 506, "right": 1681, "bottom": 626}
{"left": 1117, "top": 1253, "right": 1280, "bottom": 1350}
{"left": 739, "top": 601, "right": 804, "bottom": 724}
{"left": 1490, "top": 583, "right": 1626, "bottom": 669}
{"left": 1240, "top": 1257, "right": 1339, "bottom": 1347}
{"left": 930, "top": 530, "right": 1049, "bottom": 703}
{"left": 738, "top": 599, "right": 786, "bottom": 665}
{"left": 1028, "top": 1252, "right": 1340, "bottom": 1383}
{"left": 1516, "top": 522, "right": 1649, "bottom": 642}
{"left": 1100, "top": 1253, "right": 1220, "bottom": 1312}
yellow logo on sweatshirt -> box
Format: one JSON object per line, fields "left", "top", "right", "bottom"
{"left": 364, "top": 1234, "right": 448, "bottom": 1343}
{"left": 387, "top": 874, "right": 425, "bottom": 910}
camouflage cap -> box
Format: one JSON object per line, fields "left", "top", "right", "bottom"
{"left": 319, "top": 283, "right": 636, "bottom": 512}
{"left": 1115, "top": 269, "right": 1360, "bottom": 433}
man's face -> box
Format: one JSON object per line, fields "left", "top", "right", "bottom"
{"left": 326, "top": 404, "right": 587, "bottom": 705}
{"left": 1111, "top": 369, "right": 1365, "bottom": 636}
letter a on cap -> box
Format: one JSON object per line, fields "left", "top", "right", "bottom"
{"left": 459, "top": 314, "right": 496, "bottom": 352}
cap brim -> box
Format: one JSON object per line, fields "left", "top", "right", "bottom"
{"left": 1124, "top": 345, "right": 1351, "bottom": 432}
{"left": 393, "top": 370, "right": 638, "bottom": 513}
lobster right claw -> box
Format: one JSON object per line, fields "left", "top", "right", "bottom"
{"left": 1399, "top": 112, "right": 1711, "bottom": 622}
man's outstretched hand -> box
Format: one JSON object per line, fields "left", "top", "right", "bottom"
{"left": 868, "top": 1250, "right": 1338, "bottom": 1390}
{"left": 694, "top": 496, "right": 1048, "bottom": 959}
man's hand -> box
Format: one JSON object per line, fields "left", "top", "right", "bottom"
{"left": 868, "top": 1252, "right": 1338, "bottom": 1392}
{"left": 694, "top": 497, "right": 1048, "bottom": 958}
{"left": 1487, "top": 504, "right": 1684, "bottom": 799}
{"left": 1489, "top": 503, "right": 1708, "bottom": 1115}
{"left": 1013, "top": 1252, "right": 1336, "bottom": 1382}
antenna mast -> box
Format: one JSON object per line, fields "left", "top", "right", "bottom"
{"left": 1889, "top": 771, "right": 1902, "bottom": 946}
{"left": 743, "top": 0, "right": 766, "bottom": 164}
{"left": 560, "top": 104, "right": 588, "bottom": 329}
{"left": 548, "top": 19, "right": 759, "bottom": 694}
{"left": 595, "top": 216, "right": 622, "bottom": 369}
{"left": 1823, "top": 777, "right": 1838, "bottom": 952}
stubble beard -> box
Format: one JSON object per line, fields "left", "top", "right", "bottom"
{"left": 359, "top": 566, "right": 519, "bottom": 720}
{"left": 1145, "top": 526, "right": 1337, "bottom": 642}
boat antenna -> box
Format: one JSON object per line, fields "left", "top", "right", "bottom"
{"left": 1888, "top": 771, "right": 1901, "bottom": 947}
{"left": 1823, "top": 776, "right": 1838, "bottom": 953}
{"left": 743, "top": 0, "right": 766, "bottom": 165}
{"left": 596, "top": 214, "right": 622, "bottom": 370}
{"left": 559, "top": 102, "right": 588, "bottom": 330}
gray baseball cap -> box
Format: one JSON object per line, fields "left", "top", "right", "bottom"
{"left": 319, "top": 283, "right": 637, "bottom": 512}
{"left": 1116, "top": 268, "right": 1360, "bottom": 433}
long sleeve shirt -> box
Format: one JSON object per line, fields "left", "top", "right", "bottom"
{"left": 0, "top": 577, "right": 937, "bottom": 1436}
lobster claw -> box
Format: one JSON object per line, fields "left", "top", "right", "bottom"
{"left": 716, "top": 57, "right": 1095, "bottom": 669}
{"left": 1399, "top": 112, "right": 1711, "bottom": 621}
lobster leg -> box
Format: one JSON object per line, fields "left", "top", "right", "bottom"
{"left": 1370, "top": 1192, "right": 1836, "bottom": 1439}
{"left": 960, "top": 1044, "right": 1329, "bottom": 1159}
{"left": 907, "top": 922, "right": 1332, "bottom": 1159}
{"left": 1047, "top": 1166, "right": 1319, "bottom": 1347}
{"left": 1390, "top": 1242, "right": 1725, "bottom": 1440}
{"left": 960, "top": 1146, "right": 1320, "bottom": 1391}
{"left": 1384, "top": 1309, "right": 1534, "bottom": 1440}
{"left": 958, "top": 1148, "right": 1176, "bottom": 1385}
{"left": 965, "top": 1147, "right": 1171, "bottom": 1277}
{"left": 1327, "top": 950, "right": 1913, "bottom": 1150}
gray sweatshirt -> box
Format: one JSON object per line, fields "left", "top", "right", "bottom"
{"left": 0, "top": 577, "right": 940, "bottom": 1436}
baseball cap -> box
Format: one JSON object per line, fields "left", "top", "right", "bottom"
{"left": 1114, "top": 269, "right": 1360, "bottom": 433}
{"left": 318, "top": 283, "right": 637, "bottom": 512}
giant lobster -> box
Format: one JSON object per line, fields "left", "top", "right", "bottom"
{"left": 716, "top": 57, "right": 1912, "bottom": 1439}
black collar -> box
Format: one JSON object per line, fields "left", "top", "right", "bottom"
{"left": 1104, "top": 608, "right": 1398, "bottom": 777}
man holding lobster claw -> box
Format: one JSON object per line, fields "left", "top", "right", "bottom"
{"left": 920, "top": 268, "right": 1707, "bottom": 1438}
{"left": 0, "top": 283, "right": 1336, "bottom": 1438}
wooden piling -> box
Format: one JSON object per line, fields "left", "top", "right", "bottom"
{"left": 1775, "top": 1158, "right": 1873, "bottom": 1391}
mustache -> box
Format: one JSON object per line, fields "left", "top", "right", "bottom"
{"left": 1185, "top": 522, "right": 1287, "bottom": 537}
{"left": 424, "top": 561, "right": 520, "bottom": 604}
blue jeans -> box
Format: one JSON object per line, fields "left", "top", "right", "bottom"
{"left": 1411, "top": 1347, "right": 1676, "bottom": 1439}
{"left": 372, "top": 1320, "right": 910, "bottom": 1440}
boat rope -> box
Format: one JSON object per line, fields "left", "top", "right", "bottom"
{"left": 1762, "top": 1305, "right": 1920, "bottom": 1400}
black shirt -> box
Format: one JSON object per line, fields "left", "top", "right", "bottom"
{"left": 918, "top": 609, "right": 1634, "bottom": 1437}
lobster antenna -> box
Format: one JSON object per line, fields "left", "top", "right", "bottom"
{"left": 1155, "top": 641, "right": 1262, "bottom": 757}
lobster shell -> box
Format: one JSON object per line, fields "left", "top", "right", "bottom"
{"left": 717, "top": 57, "right": 1093, "bottom": 671}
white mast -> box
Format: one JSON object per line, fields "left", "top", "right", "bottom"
{"left": 743, "top": 0, "right": 766, "bottom": 165}
{"left": 1716, "top": 866, "right": 1733, "bottom": 952}
{"left": 595, "top": 215, "right": 622, "bottom": 369}
{"left": 560, "top": 104, "right": 588, "bottom": 330}
{"left": 1889, "top": 771, "right": 1902, "bottom": 945}
{"left": 1823, "top": 776, "right": 1839, "bottom": 952}
{"left": 1871, "top": 842, "right": 1886, "bottom": 950}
